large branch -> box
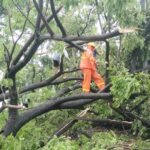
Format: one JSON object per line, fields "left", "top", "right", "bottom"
{"left": 79, "top": 118, "right": 132, "bottom": 130}
{"left": 20, "top": 72, "right": 62, "bottom": 93}
{"left": 41, "top": 29, "right": 122, "bottom": 42}
{"left": 56, "top": 83, "right": 81, "bottom": 97}
{"left": 111, "top": 106, "right": 150, "bottom": 128}
{"left": 5, "top": 92, "right": 111, "bottom": 136}
{"left": 20, "top": 65, "right": 82, "bottom": 93}
{"left": 51, "top": 77, "right": 82, "bottom": 85}
{"left": 49, "top": 108, "right": 89, "bottom": 139}
{"left": 21, "top": 77, "right": 82, "bottom": 93}
{"left": 64, "top": 41, "right": 84, "bottom": 52}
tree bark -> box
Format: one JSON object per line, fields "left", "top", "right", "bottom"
{"left": 3, "top": 77, "right": 18, "bottom": 136}
{"left": 79, "top": 118, "right": 132, "bottom": 130}
{"left": 6, "top": 93, "right": 111, "bottom": 136}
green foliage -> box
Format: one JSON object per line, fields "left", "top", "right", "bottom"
{"left": 132, "top": 119, "right": 148, "bottom": 137}
{"left": 135, "top": 72, "right": 150, "bottom": 97}
{"left": 89, "top": 131, "right": 118, "bottom": 149}
{"left": 78, "top": 131, "right": 150, "bottom": 149}
{"left": 1, "top": 127, "right": 150, "bottom": 150}
{"left": 0, "top": 120, "right": 45, "bottom": 150}
{"left": 72, "top": 120, "right": 91, "bottom": 133}
{"left": 43, "top": 132, "right": 118, "bottom": 150}
{"left": 57, "top": 0, "right": 92, "bottom": 10}
{"left": 0, "top": 112, "right": 7, "bottom": 129}
{"left": 111, "top": 71, "right": 141, "bottom": 108}
{"left": 0, "top": 134, "right": 23, "bottom": 150}
{"left": 91, "top": 102, "right": 113, "bottom": 118}
{"left": 0, "top": 78, "right": 13, "bottom": 88}
{"left": 122, "top": 34, "right": 145, "bottom": 53}
{"left": 0, "top": 0, "right": 5, "bottom": 15}
{"left": 20, "top": 87, "right": 56, "bottom": 106}
{"left": 103, "top": 0, "right": 145, "bottom": 27}
{"left": 58, "top": 0, "right": 80, "bottom": 10}
{"left": 0, "top": 42, "right": 5, "bottom": 68}
{"left": 132, "top": 139, "right": 150, "bottom": 149}
{"left": 42, "top": 136, "right": 79, "bottom": 150}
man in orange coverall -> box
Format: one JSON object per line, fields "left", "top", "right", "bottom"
{"left": 80, "top": 42, "right": 105, "bottom": 93}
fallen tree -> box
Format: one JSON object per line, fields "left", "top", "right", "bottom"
{"left": 0, "top": 0, "right": 149, "bottom": 139}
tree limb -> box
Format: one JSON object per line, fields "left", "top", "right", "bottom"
{"left": 130, "top": 97, "right": 148, "bottom": 112}
{"left": 20, "top": 71, "right": 62, "bottom": 93}
{"left": 105, "top": 40, "right": 110, "bottom": 82}
{"left": 34, "top": 0, "right": 43, "bottom": 33}
{"left": 49, "top": 0, "right": 66, "bottom": 37}
{"left": 33, "top": 0, "right": 54, "bottom": 36}
{"left": 79, "top": 118, "right": 132, "bottom": 130}
{"left": 41, "top": 29, "right": 122, "bottom": 42}
{"left": 56, "top": 83, "right": 81, "bottom": 97}
{"left": 50, "top": 108, "right": 89, "bottom": 139}
{"left": 51, "top": 77, "right": 82, "bottom": 85}
{"left": 5, "top": 92, "right": 111, "bottom": 136}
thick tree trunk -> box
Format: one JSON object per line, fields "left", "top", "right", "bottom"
{"left": 3, "top": 77, "right": 18, "bottom": 136}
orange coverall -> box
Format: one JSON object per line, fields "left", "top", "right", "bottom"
{"left": 80, "top": 48, "right": 105, "bottom": 93}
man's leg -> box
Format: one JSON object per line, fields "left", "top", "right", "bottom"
{"left": 91, "top": 70, "right": 105, "bottom": 91}
{"left": 81, "top": 69, "right": 92, "bottom": 93}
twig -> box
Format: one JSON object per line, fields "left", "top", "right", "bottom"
{"left": 130, "top": 97, "right": 148, "bottom": 112}
{"left": 8, "top": 15, "right": 15, "bottom": 44}
{"left": 79, "top": 5, "right": 95, "bottom": 35}
{"left": 3, "top": 43, "right": 10, "bottom": 70}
